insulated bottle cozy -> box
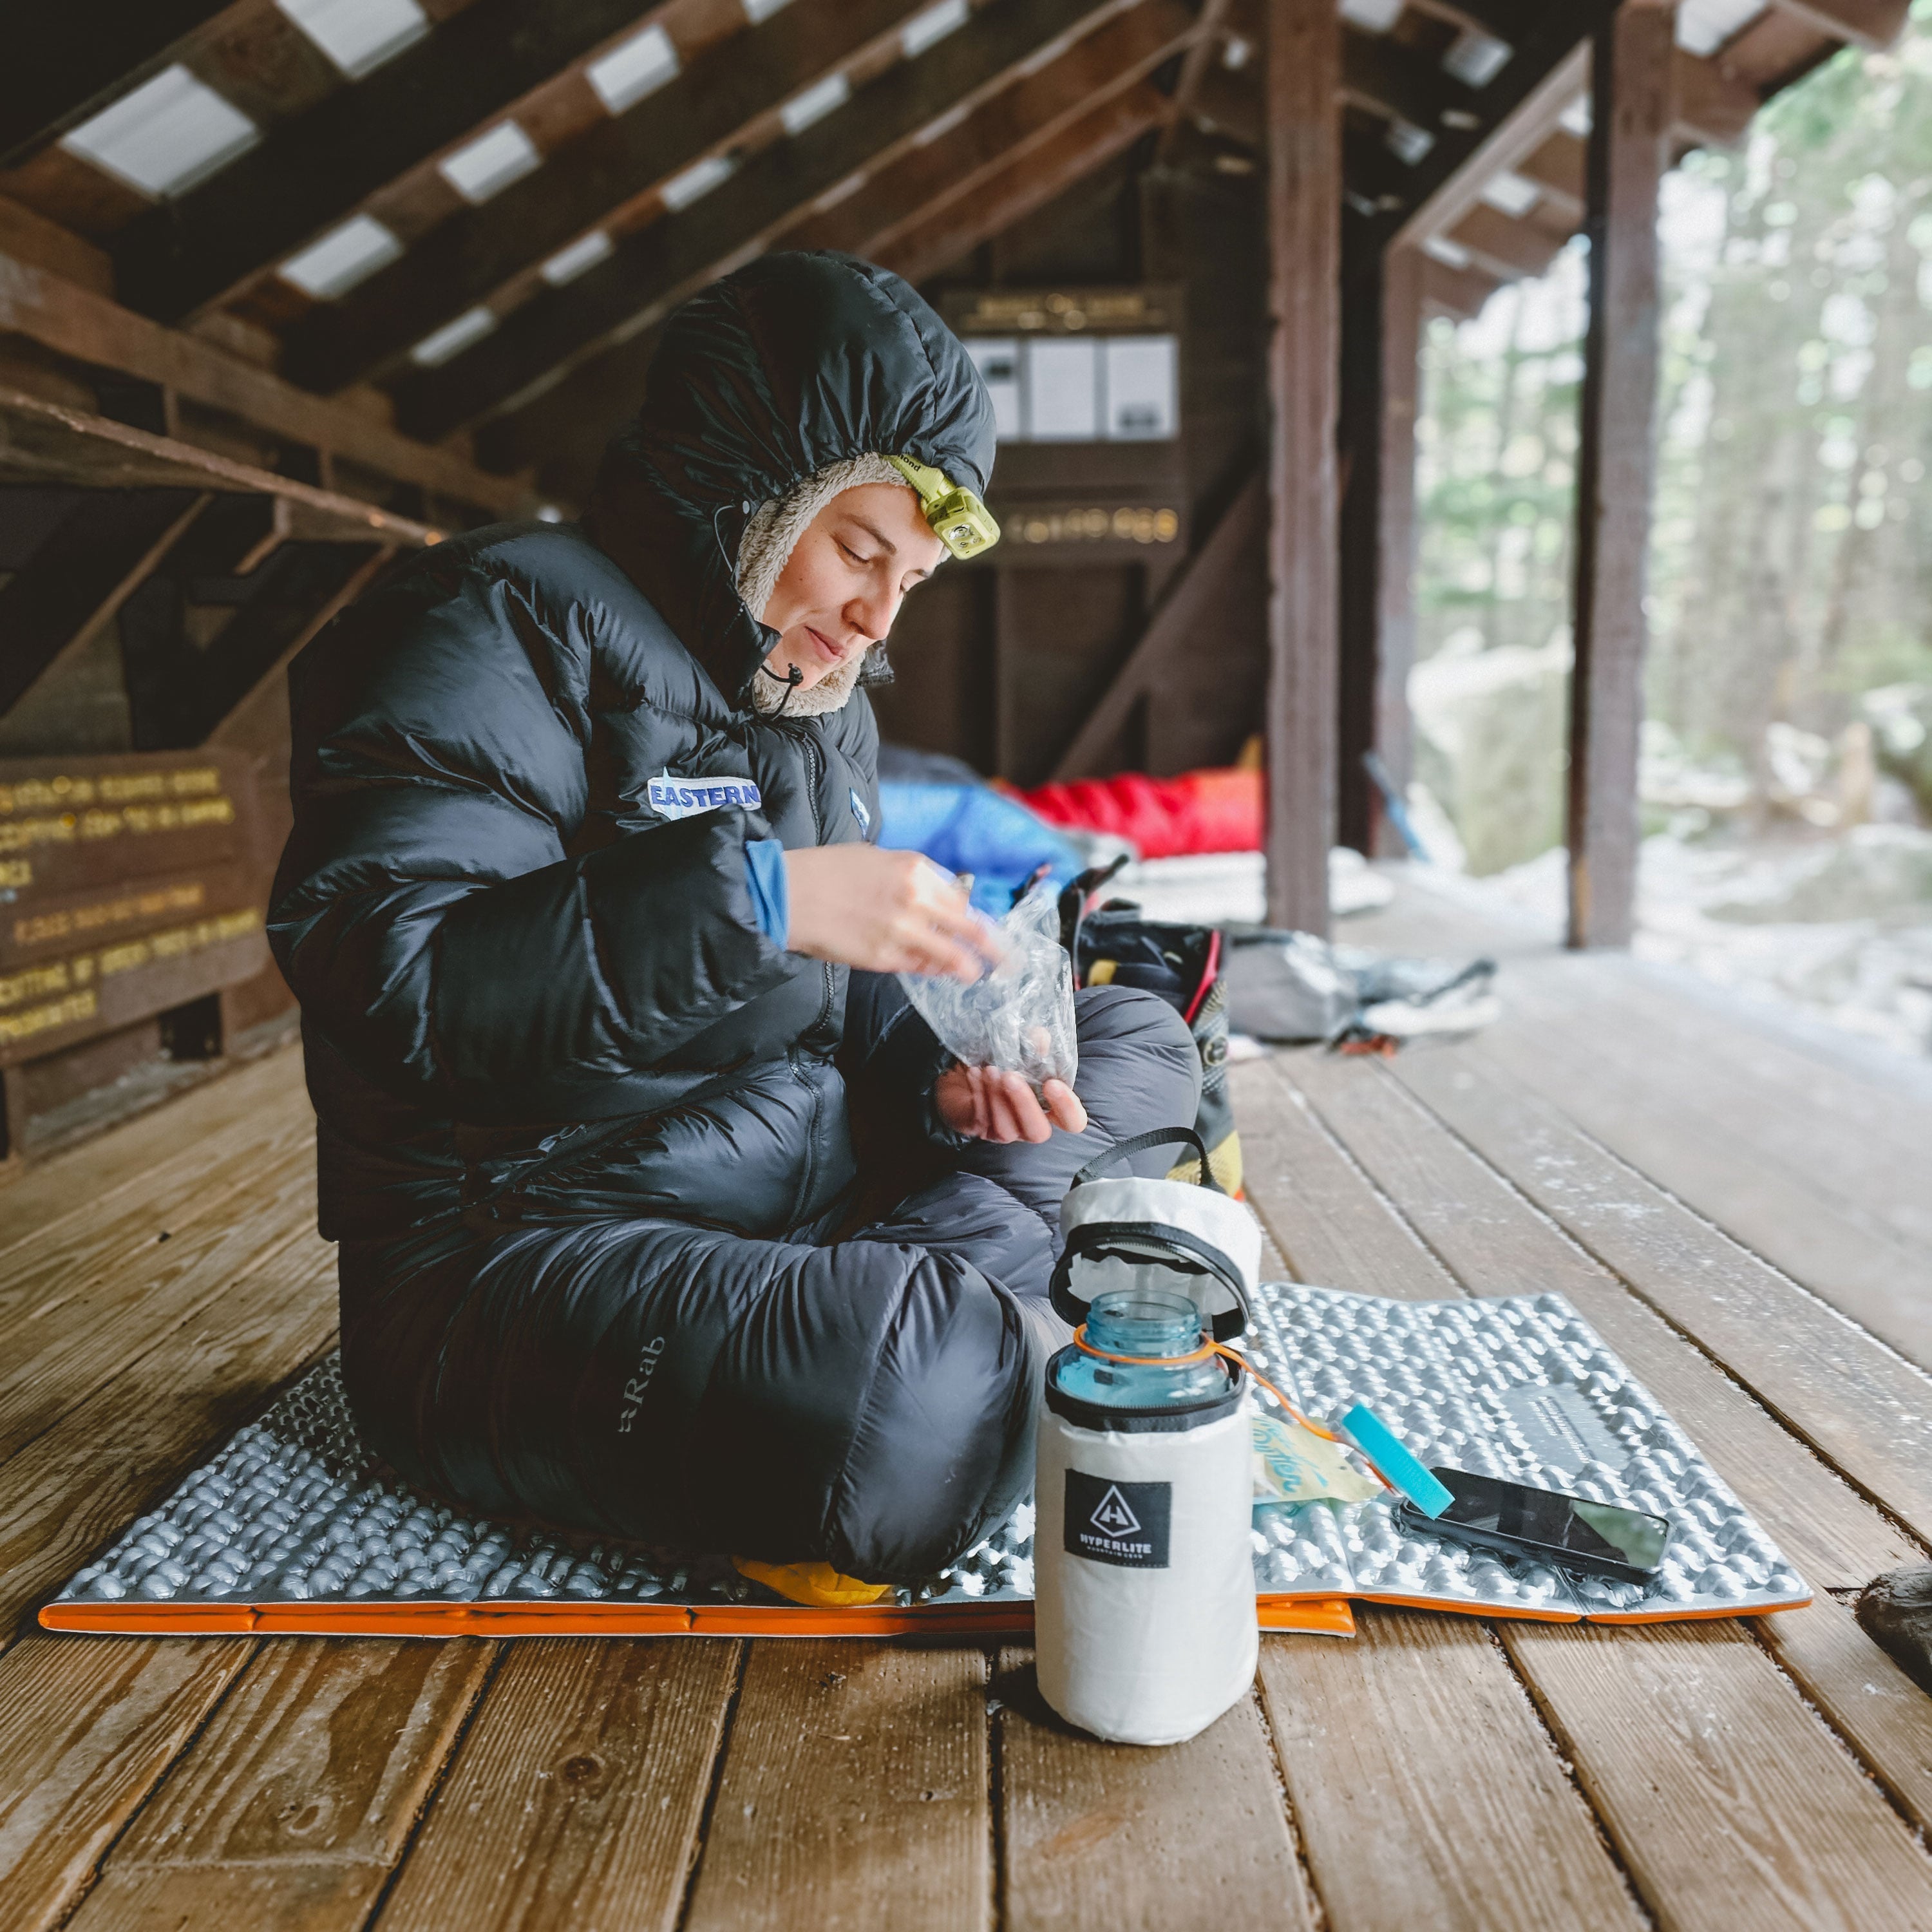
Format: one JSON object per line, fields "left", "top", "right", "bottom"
{"left": 1033, "top": 1129, "right": 1263, "bottom": 1746}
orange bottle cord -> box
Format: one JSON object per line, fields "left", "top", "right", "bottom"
{"left": 1069, "top": 1324, "right": 1395, "bottom": 1494}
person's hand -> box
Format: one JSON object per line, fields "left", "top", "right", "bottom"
{"left": 784, "top": 845, "right": 1000, "bottom": 981}
{"left": 934, "top": 1065, "right": 1088, "bottom": 1144}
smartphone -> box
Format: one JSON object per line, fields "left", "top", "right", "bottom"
{"left": 1393, "top": 1467, "right": 1672, "bottom": 1582}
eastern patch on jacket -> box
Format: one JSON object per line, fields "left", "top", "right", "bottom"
{"left": 648, "top": 772, "right": 766, "bottom": 820}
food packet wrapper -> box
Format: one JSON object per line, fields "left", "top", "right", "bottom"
{"left": 1252, "top": 1406, "right": 1381, "bottom": 1506}
{"left": 898, "top": 878, "right": 1077, "bottom": 1094}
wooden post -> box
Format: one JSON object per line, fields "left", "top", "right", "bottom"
{"left": 1374, "top": 242, "right": 1425, "bottom": 858}
{"left": 1264, "top": 0, "right": 1342, "bottom": 934}
{"left": 1567, "top": 1, "right": 1675, "bottom": 948}
{"left": 1336, "top": 214, "right": 1381, "bottom": 859}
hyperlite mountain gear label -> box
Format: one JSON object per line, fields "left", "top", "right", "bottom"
{"left": 1064, "top": 1470, "right": 1171, "bottom": 1569}
{"left": 647, "top": 772, "right": 763, "bottom": 820}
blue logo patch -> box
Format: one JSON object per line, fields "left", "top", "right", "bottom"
{"left": 849, "top": 788, "right": 872, "bottom": 835}
{"left": 646, "top": 773, "right": 763, "bottom": 821}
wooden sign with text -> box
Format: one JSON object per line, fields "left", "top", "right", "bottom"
{"left": 0, "top": 752, "right": 269, "bottom": 1068}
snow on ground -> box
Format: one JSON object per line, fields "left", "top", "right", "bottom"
{"left": 1463, "top": 828, "right": 1932, "bottom": 1057}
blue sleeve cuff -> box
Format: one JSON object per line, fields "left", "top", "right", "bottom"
{"left": 743, "top": 838, "right": 789, "bottom": 947}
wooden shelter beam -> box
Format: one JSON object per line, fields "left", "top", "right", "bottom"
{"left": 1372, "top": 242, "right": 1425, "bottom": 858}
{"left": 1567, "top": 0, "right": 1676, "bottom": 950}
{"left": 0, "top": 251, "right": 525, "bottom": 516}
{"left": 0, "top": 491, "right": 209, "bottom": 719}
{"left": 1769, "top": 0, "right": 1910, "bottom": 52}
{"left": 802, "top": 14, "right": 1193, "bottom": 269}
{"left": 875, "top": 86, "right": 1171, "bottom": 281}
{"left": 1419, "top": 251, "right": 1502, "bottom": 320}
{"left": 281, "top": 0, "right": 932, "bottom": 395}
{"left": 1448, "top": 202, "right": 1573, "bottom": 280}
{"left": 394, "top": 0, "right": 1165, "bottom": 440}
{"left": 111, "top": 0, "right": 683, "bottom": 323}
{"left": 1673, "top": 47, "right": 1763, "bottom": 148}
{"left": 0, "top": 3, "right": 233, "bottom": 166}
{"left": 475, "top": 18, "right": 1185, "bottom": 485}
{"left": 1050, "top": 475, "right": 1267, "bottom": 783}
{"left": 1515, "top": 130, "right": 1587, "bottom": 222}
{"left": 1264, "top": 0, "right": 1341, "bottom": 935}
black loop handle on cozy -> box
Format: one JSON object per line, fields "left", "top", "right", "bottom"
{"left": 1070, "top": 1125, "right": 1224, "bottom": 1195}
{"left": 1048, "top": 1220, "right": 1253, "bottom": 1340}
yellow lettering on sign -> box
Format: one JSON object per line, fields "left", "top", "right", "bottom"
{"left": 0, "top": 815, "right": 79, "bottom": 855}
{"left": 96, "top": 907, "right": 260, "bottom": 979}
{"left": 0, "top": 988, "right": 97, "bottom": 1046}
{"left": 0, "top": 861, "right": 29, "bottom": 889}
{"left": 0, "top": 960, "right": 70, "bottom": 1010}
{"left": 1, "top": 767, "right": 222, "bottom": 817}
{"left": 13, "top": 881, "right": 206, "bottom": 949}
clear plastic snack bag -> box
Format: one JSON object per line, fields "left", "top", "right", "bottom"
{"left": 899, "top": 878, "right": 1078, "bottom": 1094}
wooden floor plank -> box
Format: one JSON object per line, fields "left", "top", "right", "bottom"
{"left": 0, "top": 1247, "right": 336, "bottom": 1638}
{"left": 0, "top": 1141, "right": 321, "bottom": 1467}
{"left": 1506, "top": 1619, "right": 1932, "bottom": 1932}
{"left": 374, "top": 1638, "right": 740, "bottom": 1932}
{"left": 0, "top": 1043, "right": 310, "bottom": 1269}
{"left": 1265, "top": 1054, "right": 1913, "bottom": 1589}
{"left": 1754, "top": 1596, "right": 1932, "bottom": 1838}
{"left": 1258, "top": 1610, "right": 1645, "bottom": 1932}
{"left": 682, "top": 1640, "right": 991, "bottom": 1932}
{"left": 1468, "top": 973, "right": 1932, "bottom": 1367}
{"left": 1392, "top": 1045, "right": 1932, "bottom": 1545}
{"left": 0, "top": 1633, "right": 256, "bottom": 1932}
{"left": 65, "top": 1636, "right": 497, "bottom": 1932}
{"left": 996, "top": 1648, "right": 1314, "bottom": 1932}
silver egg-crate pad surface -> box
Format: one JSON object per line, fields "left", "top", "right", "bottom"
{"left": 43, "top": 1285, "right": 1805, "bottom": 1634}
{"left": 1244, "top": 1284, "right": 1808, "bottom": 1621}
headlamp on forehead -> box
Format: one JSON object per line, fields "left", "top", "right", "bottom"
{"left": 886, "top": 455, "right": 1001, "bottom": 560}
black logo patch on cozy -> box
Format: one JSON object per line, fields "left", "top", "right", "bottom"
{"left": 1063, "top": 1471, "right": 1172, "bottom": 1569}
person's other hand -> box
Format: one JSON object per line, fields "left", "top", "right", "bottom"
{"left": 784, "top": 845, "right": 999, "bottom": 981}
{"left": 934, "top": 1066, "right": 1088, "bottom": 1144}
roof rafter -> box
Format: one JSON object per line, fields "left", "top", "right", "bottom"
{"left": 281, "top": 0, "right": 935, "bottom": 397}
{"left": 0, "top": 3, "right": 234, "bottom": 164}
{"left": 391, "top": 0, "right": 1172, "bottom": 440}
{"left": 878, "top": 80, "right": 1171, "bottom": 282}
{"left": 112, "top": 0, "right": 679, "bottom": 323}
{"left": 0, "top": 247, "right": 526, "bottom": 516}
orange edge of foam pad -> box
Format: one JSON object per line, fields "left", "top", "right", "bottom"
{"left": 39, "top": 1596, "right": 1360, "bottom": 1640}
{"left": 36, "top": 1591, "right": 1810, "bottom": 1639}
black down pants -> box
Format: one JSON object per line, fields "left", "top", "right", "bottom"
{"left": 336, "top": 986, "right": 1200, "bottom": 1583}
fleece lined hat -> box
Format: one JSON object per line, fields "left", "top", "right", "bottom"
{"left": 737, "top": 452, "right": 913, "bottom": 717}
{"left": 594, "top": 252, "right": 998, "bottom": 714}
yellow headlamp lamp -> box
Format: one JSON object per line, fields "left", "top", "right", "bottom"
{"left": 885, "top": 455, "right": 1001, "bottom": 560}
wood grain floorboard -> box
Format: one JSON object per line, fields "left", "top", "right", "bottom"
{"left": 0, "top": 1633, "right": 256, "bottom": 1932}
{"left": 1468, "top": 975, "right": 1932, "bottom": 1365}
{"left": 0, "top": 1044, "right": 308, "bottom": 1261}
{"left": 1258, "top": 1610, "right": 1644, "bottom": 1932}
{"left": 681, "top": 1640, "right": 991, "bottom": 1932}
{"left": 0, "top": 1247, "right": 337, "bottom": 1634}
{"left": 1394, "top": 1046, "right": 1932, "bottom": 1544}
{"left": 996, "top": 1648, "right": 1314, "bottom": 1932}
{"left": 1508, "top": 1618, "right": 1932, "bottom": 1932}
{"left": 0, "top": 1142, "right": 321, "bottom": 1466}
{"left": 374, "top": 1637, "right": 741, "bottom": 1932}
{"left": 1236, "top": 1059, "right": 1901, "bottom": 1584}
{"left": 64, "top": 1636, "right": 496, "bottom": 1932}
{"left": 1753, "top": 1596, "right": 1932, "bottom": 1836}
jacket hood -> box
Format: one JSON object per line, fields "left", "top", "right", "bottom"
{"left": 587, "top": 251, "right": 997, "bottom": 707}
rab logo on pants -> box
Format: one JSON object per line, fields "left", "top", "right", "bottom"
{"left": 1064, "top": 1470, "right": 1171, "bottom": 1568}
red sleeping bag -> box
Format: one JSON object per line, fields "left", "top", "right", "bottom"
{"left": 1016, "top": 768, "right": 1262, "bottom": 860}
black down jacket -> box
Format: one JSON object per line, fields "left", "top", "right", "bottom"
{"left": 270, "top": 252, "right": 1039, "bottom": 1580}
